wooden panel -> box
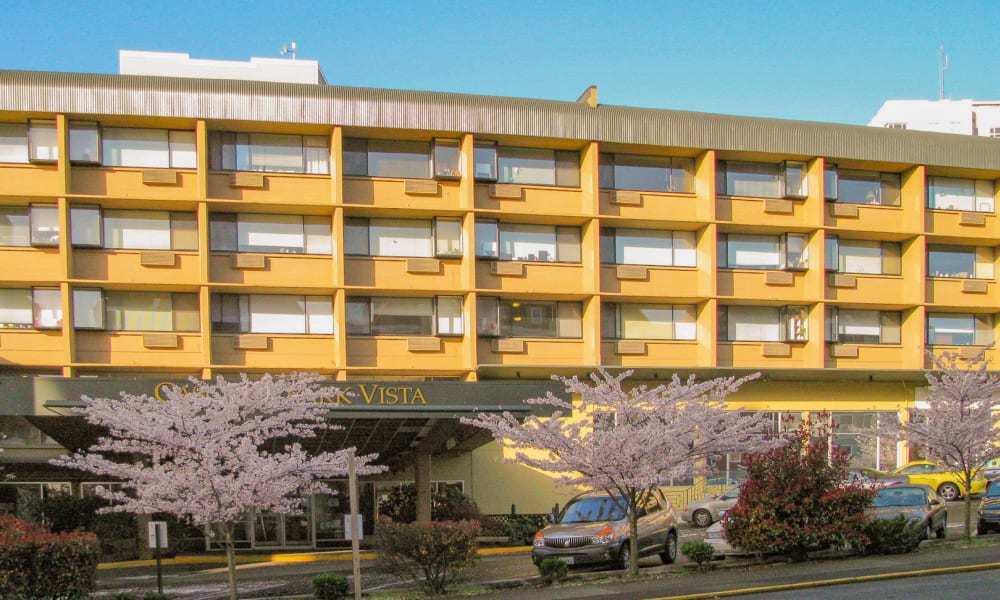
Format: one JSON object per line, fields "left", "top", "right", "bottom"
{"left": 233, "top": 254, "right": 267, "bottom": 269}
{"left": 490, "top": 261, "right": 524, "bottom": 276}
{"left": 490, "top": 184, "right": 523, "bottom": 199}
{"left": 234, "top": 335, "right": 269, "bottom": 350}
{"left": 960, "top": 212, "right": 987, "bottom": 226}
{"left": 141, "top": 169, "right": 178, "bottom": 185}
{"left": 765, "top": 271, "right": 794, "bottom": 286}
{"left": 764, "top": 199, "right": 793, "bottom": 214}
{"left": 829, "top": 274, "right": 857, "bottom": 288}
{"left": 830, "top": 203, "right": 859, "bottom": 218}
{"left": 616, "top": 265, "right": 649, "bottom": 281}
{"left": 962, "top": 279, "right": 988, "bottom": 293}
{"left": 610, "top": 190, "right": 642, "bottom": 206}
{"left": 492, "top": 338, "right": 525, "bottom": 353}
{"left": 407, "top": 337, "right": 442, "bottom": 352}
{"left": 143, "top": 333, "right": 178, "bottom": 349}
{"left": 231, "top": 172, "right": 266, "bottom": 188}
{"left": 829, "top": 344, "right": 859, "bottom": 358}
{"left": 761, "top": 342, "right": 791, "bottom": 357}
{"left": 406, "top": 258, "right": 441, "bottom": 274}
{"left": 139, "top": 251, "right": 177, "bottom": 267}
{"left": 615, "top": 340, "right": 647, "bottom": 355}
{"left": 403, "top": 179, "right": 440, "bottom": 195}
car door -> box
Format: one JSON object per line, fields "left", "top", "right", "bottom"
{"left": 711, "top": 487, "right": 740, "bottom": 518}
{"left": 636, "top": 492, "right": 667, "bottom": 555}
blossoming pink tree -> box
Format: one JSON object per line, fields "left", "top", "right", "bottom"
{"left": 52, "top": 373, "right": 385, "bottom": 600}
{"left": 461, "top": 368, "right": 782, "bottom": 576}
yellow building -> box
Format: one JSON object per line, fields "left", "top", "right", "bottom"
{"left": 1, "top": 57, "right": 999, "bottom": 548}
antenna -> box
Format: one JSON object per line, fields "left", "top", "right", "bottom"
{"left": 281, "top": 42, "right": 297, "bottom": 60}
{"left": 938, "top": 45, "right": 949, "bottom": 100}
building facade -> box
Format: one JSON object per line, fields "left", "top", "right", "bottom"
{"left": 869, "top": 98, "right": 1000, "bottom": 137}
{"left": 2, "top": 60, "right": 1000, "bottom": 548}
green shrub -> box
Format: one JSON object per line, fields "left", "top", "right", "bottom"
{"left": 862, "top": 515, "right": 922, "bottom": 554}
{"left": 506, "top": 515, "right": 541, "bottom": 546}
{"left": 0, "top": 514, "right": 100, "bottom": 600}
{"left": 680, "top": 540, "right": 716, "bottom": 569}
{"left": 375, "top": 519, "right": 480, "bottom": 596}
{"left": 537, "top": 557, "right": 569, "bottom": 585}
{"left": 377, "top": 484, "right": 483, "bottom": 524}
{"left": 312, "top": 572, "right": 350, "bottom": 600}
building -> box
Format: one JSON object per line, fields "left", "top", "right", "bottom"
{"left": 869, "top": 99, "right": 1000, "bottom": 137}
{"left": 1, "top": 53, "right": 1000, "bottom": 549}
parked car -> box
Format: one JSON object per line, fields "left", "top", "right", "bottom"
{"left": 891, "top": 461, "right": 987, "bottom": 501}
{"left": 977, "top": 480, "right": 1000, "bottom": 535}
{"left": 852, "top": 468, "right": 907, "bottom": 487}
{"left": 871, "top": 484, "right": 947, "bottom": 541}
{"left": 531, "top": 488, "right": 678, "bottom": 570}
{"left": 982, "top": 458, "right": 1000, "bottom": 482}
{"left": 681, "top": 486, "right": 740, "bottom": 527}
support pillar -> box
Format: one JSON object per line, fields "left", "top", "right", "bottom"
{"left": 414, "top": 451, "right": 432, "bottom": 523}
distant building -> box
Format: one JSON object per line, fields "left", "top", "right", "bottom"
{"left": 869, "top": 99, "right": 1000, "bottom": 137}
{"left": 119, "top": 50, "right": 326, "bottom": 84}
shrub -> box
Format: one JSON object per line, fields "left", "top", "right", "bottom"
{"left": 862, "top": 515, "right": 922, "bottom": 554}
{"left": 680, "top": 540, "right": 716, "bottom": 569}
{"left": 312, "top": 572, "right": 350, "bottom": 600}
{"left": 537, "top": 557, "right": 569, "bottom": 585}
{"left": 0, "top": 514, "right": 100, "bottom": 600}
{"left": 506, "top": 515, "right": 542, "bottom": 546}
{"left": 377, "top": 484, "right": 483, "bottom": 524}
{"left": 375, "top": 519, "right": 480, "bottom": 596}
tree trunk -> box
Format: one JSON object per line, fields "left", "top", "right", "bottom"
{"left": 628, "top": 511, "right": 639, "bottom": 577}
{"left": 222, "top": 524, "right": 239, "bottom": 600}
{"left": 963, "top": 471, "right": 973, "bottom": 542}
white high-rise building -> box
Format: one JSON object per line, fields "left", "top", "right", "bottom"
{"left": 869, "top": 99, "right": 1000, "bottom": 137}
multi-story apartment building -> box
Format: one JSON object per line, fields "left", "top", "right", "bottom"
{"left": 1, "top": 53, "right": 1000, "bottom": 548}
{"left": 869, "top": 98, "right": 1000, "bottom": 137}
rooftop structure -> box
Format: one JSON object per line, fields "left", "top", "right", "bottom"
{"left": 119, "top": 49, "right": 327, "bottom": 84}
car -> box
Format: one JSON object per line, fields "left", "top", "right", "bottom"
{"left": 982, "top": 458, "right": 1000, "bottom": 482}
{"left": 871, "top": 484, "right": 947, "bottom": 541}
{"left": 852, "top": 468, "right": 907, "bottom": 487}
{"left": 890, "top": 461, "right": 987, "bottom": 501}
{"left": 531, "top": 488, "right": 678, "bottom": 570}
{"left": 681, "top": 486, "right": 740, "bottom": 527}
{"left": 977, "top": 480, "right": 1000, "bottom": 535}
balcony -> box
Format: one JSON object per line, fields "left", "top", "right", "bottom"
{"left": 69, "top": 167, "right": 198, "bottom": 201}
{"left": 600, "top": 340, "right": 699, "bottom": 367}
{"left": 211, "top": 334, "right": 336, "bottom": 370}
{"left": 598, "top": 190, "right": 699, "bottom": 222}
{"left": 344, "top": 257, "right": 463, "bottom": 290}
{"left": 0, "top": 329, "right": 65, "bottom": 366}
{"left": 477, "top": 338, "right": 586, "bottom": 366}
{"left": 0, "top": 248, "right": 63, "bottom": 282}
{"left": 74, "top": 331, "right": 202, "bottom": 368}
{"left": 925, "top": 209, "right": 999, "bottom": 240}
{"left": 825, "top": 203, "right": 909, "bottom": 234}
{"left": 346, "top": 336, "right": 465, "bottom": 370}
{"left": 209, "top": 254, "right": 335, "bottom": 287}
{"left": 925, "top": 345, "right": 996, "bottom": 368}
{"left": 717, "top": 270, "right": 807, "bottom": 301}
{"left": 476, "top": 261, "right": 585, "bottom": 293}
{"left": 825, "top": 273, "right": 910, "bottom": 305}
{"left": 717, "top": 341, "right": 811, "bottom": 368}
{"left": 716, "top": 196, "right": 807, "bottom": 228}
{"left": 343, "top": 178, "right": 461, "bottom": 211}
{"left": 207, "top": 172, "right": 331, "bottom": 206}
{"left": 475, "top": 183, "right": 586, "bottom": 217}
{"left": 925, "top": 277, "right": 997, "bottom": 308}
{"left": 74, "top": 250, "right": 200, "bottom": 285}
{"left": 825, "top": 344, "right": 908, "bottom": 369}
{"left": 600, "top": 265, "right": 700, "bottom": 297}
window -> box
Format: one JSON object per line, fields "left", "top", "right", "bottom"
{"left": 825, "top": 238, "right": 901, "bottom": 275}
{"left": 211, "top": 294, "right": 333, "bottom": 334}
{"left": 432, "top": 139, "right": 461, "bottom": 179}
{"left": 344, "top": 217, "right": 460, "bottom": 258}
{"left": 342, "top": 138, "right": 432, "bottom": 179}
{"left": 105, "top": 291, "right": 199, "bottom": 332}
{"left": 477, "top": 297, "right": 582, "bottom": 338}
{"left": 0, "top": 205, "right": 59, "bottom": 247}
{"left": 825, "top": 166, "right": 901, "bottom": 206}
{"left": 825, "top": 308, "right": 901, "bottom": 344}
{"left": 209, "top": 131, "right": 329, "bottom": 174}
{"left": 68, "top": 121, "right": 100, "bottom": 164}
{"left": 718, "top": 305, "right": 808, "bottom": 342}
{"left": 927, "top": 313, "right": 993, "bottom": 346}
{"left": 717, "top": 160, "right": 808, "bottom": 199}
{"left": 474, "top": 221, "right": 581, "bottom": 262}
{"left": 928, "top": 245, "right": 993, "bottom": 279}
{"left": 101, "top": 128, "right": 196, "bottom": 168}
{"left": 602, "top": 303, "right": 696, "bottom": 340}
{"left": 928, "top": 177, "right": 995, "bottom": 213}
{"left": 0, "top": 288, "right": 62, "bottom": 329}
{"left": 990, "top": 128, "right": 1000, "bottom": 139}
{"left": 0, "top": 417, "right": 61, "bottom": 448}
{"left": 0, "top": 123, "right": 29, "bottom": 164}
{"left": 71, "top": 207, "right": 198, "bottom": 250}
{"left": 832, "top": 412, "right": 897, "bottom": 471}
{"left": 210, "top": 213, "right": 331, "bottom": 254}
{"left": 718, "top": 233, "right": 808, "bottom": 270}
{"left": 72, "top": 289, "right": 104, "bottom": 329}
{"left": 346, "top": 296, "right": 462, "bottom": 336}
{"left": 600, "top": 228, "right": 696, "bottom": 267}
{"left": 473, "top": 141, "right": 497, "bottom": 181}
{"left": 884, "top": 122, "right": 907, "bottom": 129}
{"left": 27, "top": 120, "right": 57, "bottom": 162}
{"left": 477, "top": 145, "right": 579, "bottom": 187}
{"left": 599, "top": 153, "right": 694, "bottom": 193}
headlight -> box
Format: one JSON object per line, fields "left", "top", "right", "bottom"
{"left": 590, "top": 527, "right": 614, "bottom": 544}
{"left": 533, "top": 532, "right": 545, "bottom": 547}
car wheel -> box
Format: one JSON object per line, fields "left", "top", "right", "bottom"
{"left": 936, "top": 515, "right": 947, "bottom": 539}
{"left": 977, "top": 521, "right": 989, "bottom": 536}
{"left": 660, "top": 531, "right": 677, "bottom": 564}
{"left": 692, "top": 509, "right": 713, "bottom": 528}
{"left": 618, "top": 541, "right": 632, "bottom": 571}
{"left": 937, "top": 482, "right": 960, "bottom": 501}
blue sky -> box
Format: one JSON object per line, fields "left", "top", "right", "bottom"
{"left": 5, "top": 0, "right": 999, "bottom": 125}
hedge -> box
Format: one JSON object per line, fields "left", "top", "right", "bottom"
{"left": 0, "top": 514, "right": 100, "bottom": 600}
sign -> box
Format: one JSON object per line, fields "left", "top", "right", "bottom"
{"left": 343, "top": 514, "right": 363, "bottom": 540}
{"left": 147, "top": 521, "right": 168, "bottom": 549}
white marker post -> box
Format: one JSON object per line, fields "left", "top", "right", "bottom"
{"left": 147, "top": 521, "right": 168, "bottom": 595}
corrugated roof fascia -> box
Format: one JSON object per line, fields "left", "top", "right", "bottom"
{"left": 1, "top": 69, "right": 999, "bottom": 171}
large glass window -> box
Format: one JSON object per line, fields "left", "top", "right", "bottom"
{"left": 344, "top": 217, "right": 460, "bottom": 258}
{"left": 346, "top": 296, "right": 462, "bottom": 336}
{"left": 826, "top": 238, "right": 901, "bottom": 275}
{"left": 602, "top": 303, "right": 696, "bottom": 340}
{"left": 68, "top": 121, "right": 100, "bottom": 164}
{"left": 718, "top": 305, "right": 808, "bottom": 342}
{"left": 477, "top": 297, "right": 582, "bottom": 338}
{"left": 342, "top": 138, "right": 432, "bottom": 179}
{"left": 600, "top": 228, "right": 696, "bottom": 267}
{"left": 71, "top": 207, "right": 198, "bottom": 250}
{"left": 210, "top": 213, "right": 330, "bottom": 254}
{"left": 475, "top": 221, "right": 581, "bottom": 262}
{"left": 832, "top": 412, "right": 897, "bottom": 470}
{"left": 101, "top": 128, "right": 196, "bottom": 168}
{"left": 487, "top": 146, "right": 580, "bottom": 187}
{"left": 717, "top": 160, "right": 808, "bottom": 199}
{"left": 927, "top": 313, "right": 993, "bottom": 346}
{"left": 0, "top": 123, "right": 29, "bottom": 164}
{"left": 72, "top": 289, "right": 104, "bottom": 329}
{"left": 928, "top": 245, "right": 993, "bottom": 279}
{"left": 825, "top": 308, "right": 901, "bottom": 344}
{"left": 0, "top": 288, "right": 62, "bottom": 329}
{"left": 473, "top": 142, "right": 497, "bottom": 181}
{"left": 928, "top": 177, "right": 995, "bottom": 213}
{"left": 105, "top": 291, "right": 199, "bottom": 332}
{"left": 599, "top": 153, "right": 694, "bottom": 193}
{"left": 0, "top": 205, "right": 59, "bottom": 247}
{"left": 826, "top": 167, "right": 901, "bottom": 206}
{"left": 718, "top": 233, "right": 808, "bottom": 270}
{"left": 209, "top": 131, "right": 329, "bottom": 174}
{"left": 211, "top": 294, "right": 333, "bottom": 334}
{"left": 27, "top": 120, "right": 58, "bottom": 162}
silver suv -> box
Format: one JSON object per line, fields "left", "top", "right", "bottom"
{"left": 530, "top": 488, "right": 677, "bottom": 570}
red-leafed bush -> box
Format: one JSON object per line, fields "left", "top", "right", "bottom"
{"left": 723, "top": 416, "right": 876, "bottom": 561}
{"left": 0, "top": 514, "right": 100, "bottom": 599}
{"left": 375, "top": 519, "right": 480, "bottom": 595}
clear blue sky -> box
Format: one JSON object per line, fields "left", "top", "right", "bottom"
{"left": 5, "top": 0, "right": 999, "bottom": 125}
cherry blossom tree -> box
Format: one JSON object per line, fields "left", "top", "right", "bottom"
{"left": 52, "top": 373, "right": 385, "bottom": 600}
{"left": 461, "top": 368, "right": 782, "bottom": 576}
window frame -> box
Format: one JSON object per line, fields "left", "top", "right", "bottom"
{"left": 209, "top": 131, "right": 330, "bottom": 175}
{"left": 344, "top": 296, "right": 463, "bottom": 337}
{"left": 476, "top": 296, "right": 583, "bottom": 339}
{"left": 27, "top": 120, "right": 58, "bottom": 163}
{"left": 209, "top": 212, "right": 331, "bottom": 255}
{"left": 719, "top": 232, "right": 808, "bottom": 271}
{"left": 600, "top": 227, "right": 697, "bottom": 268}
{"left": 210, "top": 293, "right": 334, "bottom": 335}
{"left": 474, "top": 220, "right": 582, "bottom": 263}
{"left": 601, "top": 302, "right": 697, "bottom": 341}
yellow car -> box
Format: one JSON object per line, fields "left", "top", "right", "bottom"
{"left": 892, "top": 461, "right": 987, "bottom": 501}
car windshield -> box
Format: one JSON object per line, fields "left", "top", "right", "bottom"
{"left": 874, "top": 488, "right": 926, "bottom": 507}
{"left": 986, "top": 484, "right": 1000, "bottom": 499}
{"left": 560, "top": 496, "right": 626, "bottom": 523}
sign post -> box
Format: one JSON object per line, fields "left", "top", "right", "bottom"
{"left": 147, "top": 521, "right": 168, "bottom": 595}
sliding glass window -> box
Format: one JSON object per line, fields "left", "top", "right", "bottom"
{"left": 927, "top": 313, "right": 993, "bottom": 346}
{"left": 345, "top": 296, "right": 462, "bottom": 336}
{"left": 718, "top": 305, "right": 808, "bottom": 342}
{"left": 602, "top": 303, "right": 696, "bottom": 340}
{"left": 928, "top": 177, "right": 995, "bottom": 213}
{"left": 344, "top": 217, "right": 460, "bottom": 258}
{"left": 210, "top": 213, "right": 331, "bottom": 254}
{"left": 0, "top": 123, "right": 29, "bottom": 164}
{"left": 342, "top": 138, "right": 433, "bottom": 179}
{"left": 209, "top": 131, "right": 329, "bottom": 174}
{"left": 718, "top": 233, "right": 808, "bottom": 270}
{"left": 0, "top": 288, "right": 62, "bottom": 329}
{"left": 477, "top": 297, "right": 582, "bottom": 338}
{"left": 825, "top": 167, "right": 901, "bottom": 206}
{"left": 599, "top": 153, "right": 694, "bottom": 193}
{"left": 211, "top": 294, "right": 333, "bottom": 334}
{"left": 71, "top": 207, "right": 198, "bottom": 250}
{"left": 825, "top": 308, "right": 901, "bottom": 344}
{"left": 718, "top": 160, "right": 808, "bottom": 199}
{"left": 600, "top": 228, "right": 696, "bottom": 267}
{"left": 475, "top": 221, "right": 581, "bottom": 262}
{"left": 101, "top": 128, "right": 196, "bottom": 168}
{"left": 928, "top": 245, "right": 993, "bottom": 279}
{"left": 494, "top": 147, "right": 580, "bottom": 187}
